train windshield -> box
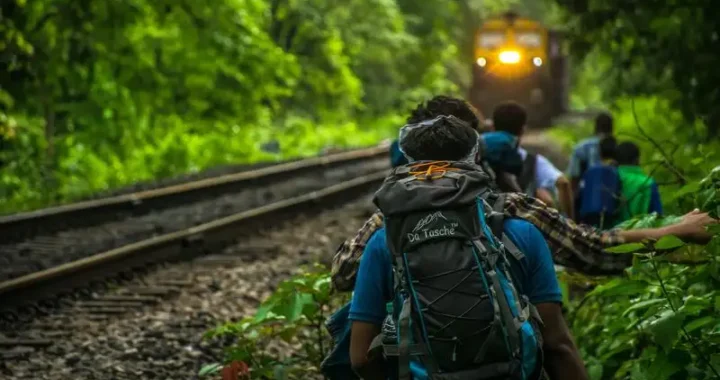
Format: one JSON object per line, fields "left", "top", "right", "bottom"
{"left": 478, "top": 32, "right": 505, "bottom": 48}
{"left": 516, "top": 32, "right": 542, "bottom": 47}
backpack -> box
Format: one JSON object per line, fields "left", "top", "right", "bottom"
{"left": 577, "top": 165, "right": 621, "bottom": 228}
{"left": 517, "top": 153, "right": 537, "bottom": 196}
{"left": 480, "top": 131, "right": 524, "bottom": 177}
{"left": 371, "top": 160, "right": 545, "bottom": 380}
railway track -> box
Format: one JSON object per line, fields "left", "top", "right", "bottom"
{"left": 0, "top": 146, "right": 389, "bottom": 329}
{"left": 1, "top": 198, "right": 377, "bottom": 379}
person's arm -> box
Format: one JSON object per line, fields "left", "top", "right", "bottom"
{"left": 348, "top": 231, "right": 392, "bottom": 378}
{"left": 535, "top": 188, "right": 556, "bottom": 207}
{"left": 535, "top": 155, "right": 574, "bottom": 219}
{"left": 619, "top": 209, "right": 715, "bottom": 244}
{"left": 649, "top": 182, "right": 663, "bottom": 215}
{"left": 555, "top": 175, "right": 576, "bottom": 220}
{"left": 503, "top": 193, "right": 718, "bottom": 275}
{"left": 331, "top": 211, "right": 384, "bottom": 292}
{"left": 513, "top": 221, "right": 588, "bottom": 379}
{"left": 537, "top": 303, "right": 588, "bottom": 380}
{"left": 351, "top": 322, "right": 386, "bottom": 380}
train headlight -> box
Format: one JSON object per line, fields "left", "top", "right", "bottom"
{"left": 498, "top": 50, "right": 521, "bottom": 64}
{"left": 533, "top": 57, "right": 543, "bottom": 67}
{"left": 476, "top": 57, "right": 487, "bottom": 67}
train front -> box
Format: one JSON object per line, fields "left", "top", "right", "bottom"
{"left": 469, "top": 14, "right": 558, "bottom": 128}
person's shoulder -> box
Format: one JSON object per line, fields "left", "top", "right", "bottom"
{"left": 535, "top": 153, "right": 556, "bottom": 169}
{"left": 502, "top": 218, "right": 537, "bottom": 241}
{"left": 502, "top": 218, "right": 548, "bottom": 256}
{"left": 366, "top": 226, "right": 388, "bottom": 251}
{"left": 573, "top": 137, "right": 598, "bottom": 151}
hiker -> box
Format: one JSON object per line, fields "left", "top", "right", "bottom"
{"left": 491, "top": 102, "right": 574, "bottom": 219}
{"left": 615, "top": 141, "right": 662, "bottom": 220}
{"left": 322, "top": 95, "right": 717, "bottom": 379}
{"left": 349, "top": 115, "right": 588, "bottom": 379}
{"left": 567, "top": 112, "right": 614, "bottom": 197}
{"left": 331, "top": 96, "right": 715, "bottom": 292}
{"left": 576, "top": 136, "right": 621, "bottom": 227}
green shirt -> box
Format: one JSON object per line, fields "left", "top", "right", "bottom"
{"left": 617, "top": 165, "right": 656, "bottom": 221}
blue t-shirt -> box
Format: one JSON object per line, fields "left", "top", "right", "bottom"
{"left": 349, "top": 218, "right": 562, "bottom": 379}
{"left": 567, "top": 136, "right": 601, "bottom": 179}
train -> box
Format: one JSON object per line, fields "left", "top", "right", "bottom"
{"left": 469, "top": 11, "right": 569, "bottom": 128}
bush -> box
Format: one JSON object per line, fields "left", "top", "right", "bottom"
{"left": 201, "top": 264, "right": 349, "bottom": 379}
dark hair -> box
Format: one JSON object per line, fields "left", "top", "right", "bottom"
{"left": 599, "top": 136, "right": 617, "bottom": 160}
{"left": 401, "top": 116, "right": 477, "bottom": 161}
{"left": 492, "top": 101, "right": 527, "bottom": 136}
{"left": 616, "top": 141, "right": 641, "bottom": 165}
{"left": 595, "top": 112, "right": 613, "bottom": 135}
{"left": 406, "top": 96, "right": 482, "bottom": 132}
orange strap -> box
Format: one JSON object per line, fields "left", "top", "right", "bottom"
{"left": 408, "top": 161, "right": 459, "bottom": 181}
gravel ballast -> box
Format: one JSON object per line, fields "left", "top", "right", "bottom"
{"left": 1, "top": 196, "right": 375, "bottom": 380}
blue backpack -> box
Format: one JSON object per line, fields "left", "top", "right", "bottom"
{"left": 578, "top": 165, "right": 621, "bottom": 228}
{"left": 480, "top": 131, "right": 524, "bottom": 177}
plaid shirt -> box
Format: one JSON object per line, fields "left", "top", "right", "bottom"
{"left": 331, "top": 192, "right": 629, "bottom": 292}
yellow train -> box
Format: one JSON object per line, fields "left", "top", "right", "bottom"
{"left": 468, "top": 12, "right": 569, "bottom": 128}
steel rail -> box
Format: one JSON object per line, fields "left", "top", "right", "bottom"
{"left": 0, "top": 146, "right": 388, "bottom": 243}
{"left": 0, "top": 170, "right": 388, "bottom": 315}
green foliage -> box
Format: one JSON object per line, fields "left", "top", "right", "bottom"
{"left": 202, "top": 264, "right": 349, "bottom": 379}
{"left": 551, "top": 0, "right": 720, "bottom": 137}
{"left": 565, "top": 169, "right": 720, "bottom": 380}
{"left": 4, "top": 0, "right": 522, "bottom": 214}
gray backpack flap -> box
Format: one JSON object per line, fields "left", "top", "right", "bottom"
{"left": 372, "top": 161, "right": 544, "bottom": 380}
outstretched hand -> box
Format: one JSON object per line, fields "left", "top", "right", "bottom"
{"left": 670, "top": 209, "right": 718, "bottom": 244}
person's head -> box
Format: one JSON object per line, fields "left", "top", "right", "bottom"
{"left": 616, "top": 141, "right": 641, "bottom": 166}
{"left": 406, "top": 96, "right": 483, "bottom": 132}
{"left": 595, "top": 112, "right": 613, "bottom": 136}
{"left": 492, "top": 101, "right": 527, "bottom": 137}
{"left": 400, "top": 116, "right": 477, "bottom": 161}
{"left": 599, "top": 136, "right": 617, "bottom": 161}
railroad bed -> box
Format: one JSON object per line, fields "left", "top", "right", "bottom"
{"left": 0, "top": 147, "right": 387, "bottom": 321}
{"left": 0, "top": 196, "right": 375, "bottom": 380}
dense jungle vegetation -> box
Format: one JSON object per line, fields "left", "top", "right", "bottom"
{"left": 3, "top": 0, "right": 720, "bottom": 378}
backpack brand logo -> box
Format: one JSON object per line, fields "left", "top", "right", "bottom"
{"left": 412, "top": 211, "right": 448, "bottom": 232}
{"left": 408, "top": 211, "right": 458, "bottom": 243}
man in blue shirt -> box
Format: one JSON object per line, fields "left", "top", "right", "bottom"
{"left": 567, "top": 112, "right": 614, "bottom": 198}
{"left": 577, "top": 136, "right": 622, "bottom": 227}
{"left": 348, "top": 115, "right": 588, "bottom": 380}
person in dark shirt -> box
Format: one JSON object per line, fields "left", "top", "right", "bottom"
{"left": 577, "top": 136, "right": 622, "bottom": 227}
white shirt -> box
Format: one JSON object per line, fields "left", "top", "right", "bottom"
{"left": 518, "top": 147, "right": 563, "bottom": 190}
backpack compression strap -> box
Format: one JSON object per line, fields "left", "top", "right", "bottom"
{"left": 518, "top": 153, "right": 537, "bottom": 195}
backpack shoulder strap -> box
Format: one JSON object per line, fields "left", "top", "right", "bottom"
{"left": 488, "top": 193, "right": 506, "bottom": 239}
{"left": 501, "top": 234, "right": 525, "bottom": 261}
{"left": 518, "top": 152, "right": 537, "bottom": 193}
